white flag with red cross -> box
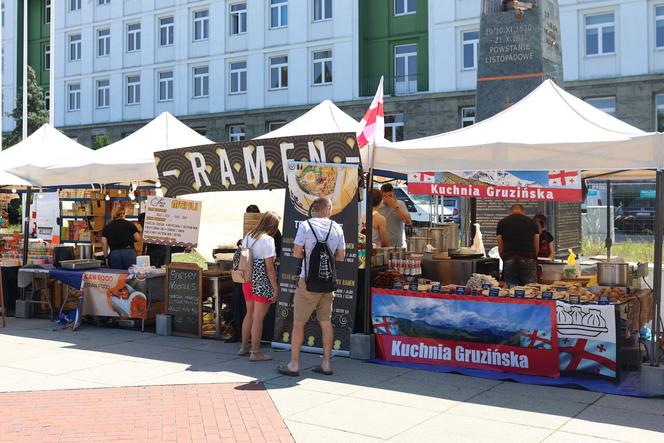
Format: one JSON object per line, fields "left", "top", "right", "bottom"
{"left": 357, "top": 77, "right": 384, "bottom": 167}
{"left": 548, "top": 170, "right": 580, "bottom": 188}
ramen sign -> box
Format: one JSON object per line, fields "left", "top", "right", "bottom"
{"left": 154, "top": 133, "right": 361, "bottom": 197}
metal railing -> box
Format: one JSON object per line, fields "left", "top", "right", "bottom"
{"left": 360, "top": 74, "right": 428, "bottom": 97}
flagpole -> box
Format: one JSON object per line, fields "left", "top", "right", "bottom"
{"left": 363, "top": 141, "right": 375, "bottom": 335}
{"left": 49, "top": 0, "right": 55, "bottom": 125}
{"left": 0, "top": 0, "right": 3, "bottom": 150}
{"left": 22, "top": 0, "right": 28, "bottom": 140}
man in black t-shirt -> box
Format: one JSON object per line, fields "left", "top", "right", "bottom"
{"left": 102, "top": 207, "right": 141, "bottom": 269}
{"left": 496, "top": 204, "right": 540, "bottom": 286}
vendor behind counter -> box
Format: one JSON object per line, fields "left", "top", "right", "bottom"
{"left": 496, "top": 204, "right": 539, "bottom": 286}
{"left": 102, "top": 207, "right": 140, "bottom": 269}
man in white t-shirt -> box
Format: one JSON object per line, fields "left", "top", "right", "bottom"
{"left": 277, "top": 197, "right": 345, "bottom": 377}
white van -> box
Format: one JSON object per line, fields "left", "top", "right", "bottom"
{"left": 392, "top": 185, "right": 455, "bottom": 226}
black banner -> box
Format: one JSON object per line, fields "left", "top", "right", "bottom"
{"left": 273, "top": 162, "right": 359, "bottom": 354}
{"left": 154, "top": 133, "right": 360, "bottom": 197}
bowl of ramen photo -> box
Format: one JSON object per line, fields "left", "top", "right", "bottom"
{"left": 288, "top": 162, "right": 357, "bottom": 217}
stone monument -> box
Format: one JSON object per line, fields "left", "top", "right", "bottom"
{"left": 476, "top": 0, "right": 562, "bottom": 121}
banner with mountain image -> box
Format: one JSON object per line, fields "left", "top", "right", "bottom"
{"left": 407, "top": 170, "right": 582, "bottom": 202}
{"left": 372, "top": 289, "right": 560, "bottom": 377}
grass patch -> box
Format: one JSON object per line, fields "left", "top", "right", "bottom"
{"left": 171, "top": 250, "right": 209, "bottom": 270}
{"left": 581, "top": 239, "right": 654, "bottom": 263}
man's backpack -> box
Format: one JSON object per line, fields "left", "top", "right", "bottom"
{"left": 231, "top": 238, "right": 254, "bottom": 284}
{"left": 304, "top": 221, "right": 338, "bottom": 293}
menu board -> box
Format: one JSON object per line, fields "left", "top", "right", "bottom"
{"left": 475, "top": 200, "right": 545, "bottom": 249}
{"left": 166, "top": 263, "right": 202, "bottom": 337}
{"left": 143, "top": 196, "right": 202, "bottom": 248}
{"left": 554, "top": 202, "right": 582, "bottom": 254}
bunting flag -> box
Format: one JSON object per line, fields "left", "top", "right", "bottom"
{"left": 357, "top": 77, "right": 384, "bottom": 167}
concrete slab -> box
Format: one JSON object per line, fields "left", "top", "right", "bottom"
{"left": 289, "top": 396, "right": 437, "bottom": 440}
{"left": 594, "top": 393, "right": 664, "bottom": 416}
{"left": 266, "top": 383, "right": 343, "bottom": 417}
{"left": 388, "top": 414, "right": 553, "bottom": 443}
{"left": 396, "top": 367, "right": 502, "bottom": 391}
{"left": 285, "top": 420, "right": 381, "bottom": 443}
{"left": 488, "top": 380, "right": 603, "bottom": 404}
{"left": 64, "top": 360, "right": 184, "bottom": 386}
{"left": 0, "top": 366, "right": 109, "bottom": 392}
{"left": 3, "top": 348, "right": 116, "bottom": 376}
{"left": 560, "top": 405, "right": 664, "bottom": 443}
{"left": 131, "top": 335, "right": 208, "bottom": 349}
{"left": 446, "top": 390, "right": 588, "bottom": 430}
{"left": 542, "top": 431, "right": 622, "bottom": 443}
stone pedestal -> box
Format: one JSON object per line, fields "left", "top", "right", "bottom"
{"left": 350, "top": 333, "right": 375, "bottom": 360}
{"left": 476, "top": 0, "right": 562, "bottom": 122}
{"left": 641, "top": 364, "right": 664, "bottom": 396}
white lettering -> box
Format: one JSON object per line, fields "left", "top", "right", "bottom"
{"left": 307, "top": 141, "right": 327, "bottom": 163}
{"left": 190, "top": 152, "right": 211, "bottom": 188}
{"left": 243, "top": 145, "right": 269, "bottom": 185}
{"left": 392, "top": 340, "right": 402, "bottom": 356}
{"left": 217, "top": 149, "right": 236, "bottom": 187}
{"left": 280, "top": 142, "right": 295, "bottom": 180}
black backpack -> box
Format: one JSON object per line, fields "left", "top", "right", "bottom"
{"left": 304, "top": 221, "right": 338, "bottom": 293}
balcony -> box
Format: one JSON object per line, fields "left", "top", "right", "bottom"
{"left": 360, "top": 74, "right": 428, "bottom": 97}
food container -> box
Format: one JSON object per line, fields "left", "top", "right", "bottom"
{"left": 52, "top": 246, "right": 75, "bottom": 268}
{"left": 597, "top": 262, "right": 629, "bottom": 286}
{"left": 78, "top": 244, "right": 92, "bottom": 260}
{"left": 428, "top": 225, "right": 458, "bottom": 253}
{"left": 407, "top": 237, "right": 428, "bottom": 253}
{"left": 540, "top": 262, "right": 564, "bottom": 281}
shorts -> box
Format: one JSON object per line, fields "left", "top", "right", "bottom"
{"left": 242, "top": 282, "right": 271, "bottom": 304}
{"left": 293, "top": 278, "right": 334, "bottom": 322}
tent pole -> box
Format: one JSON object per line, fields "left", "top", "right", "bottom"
{"left": 605, "top": 180, "right": 612, "bottom": 260}
{"left": 651, "top": 170, "right": 664, "bottom": 366}
{"left": 363, "top": 171, "right": 374, "bottom": 335}
{"left": 22, "top": 187, "right": 32, "bottom": 266}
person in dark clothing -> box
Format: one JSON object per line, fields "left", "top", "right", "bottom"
{"left": 533, "top": 214, "right": 554, "bottom": 259}
{"left": 496, "top": 204, "right": 540, "bottom": 286}
{"left": 102, "top": 207, "right": 140, "bottom": 269}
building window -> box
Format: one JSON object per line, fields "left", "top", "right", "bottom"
{"left": 97, "top": 28, "right": 111, "bottom": 57}
{"left": 657, "top": 95, "right": 664, "bottom": 131}
{"left": 394, "top": 44, "right": 417, "bottom": 94}
{"left": 43, "top": 45, "right": 50, "bottom": 71}
{"left": 69, "top": 34, "right": 81, "bottom": 61}
{"left": 127, "top": 23, "right": 141, "bottom": 52}
{"left": 44, "top": 0, "right": 51, "bottom": 24}
{"left": 159, "top": 16, "right": 174, "bottom": 46}
{"left": 98, "top": 0, "right": 110, "bottom": 5}
{"left": 394, "top": 0, "right": 415, "bottom": 16}
{"left": 585, "top": 96, "right": 616, "bottom": 116}
{"left": 230, "top": 3, "right": 247, "bottom": 35}
{"left": 44, "top": 91, "right": 50, "bottom": 110}
{"left": 585, "top": 13, "right": 615, "bottom": 56}
{"left": 193, "top": 66, "right": 209, "bottom": 98}
{"left": 158, "top": 71, "right": 174, "bottom": 101}
{"left": 460, "top": 107, "right": 476, "bottom": 128}
{"left": 193, "top": 10, "right": 209, "bottom": 41}
{"left": 97, "top": 79, "right": 110, "bottom": 108}
{"left": 126, "top": 75, "right": 141, "bottom": 105}
{"left": 270, "top": 0, "right": 288, "bottom": 28}
{"left": 270, "top": 55, "right": 288, "bottom": 89}
{"left": 192, "top": 127, "right": 207, "bottom": 136}
{"left": 70, "top": 0, "right": 81, "bottom": 12}
{"left": 230, "top": 61, "right": 247, "bottom": 94}
{"left": 657, "top": 7, "right": 664, "bottom": 48}
{"left": 68, "top": 83, "right": 81, "bottom": 111}
{"left": 385, "top": 114, "right": 404, "bottom": 142}
{"left": 268, "top": 121, "right": 286, "bottom": 132}
{"left": 462, "top": 31, "right": 479, "bottom": 70}
{"left": 313, "top": 50, "right": 332, "bottom": 85}
{"left": 313, "top": 0, "right": 332, "bottom": 21}
{"left": 229, "top": 125, "right": 246, "bottom": 142}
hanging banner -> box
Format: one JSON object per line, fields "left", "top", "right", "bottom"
{"left": 80, "top": 272, "right": 148, "bottom": 320}
{"left": 273, "top": 162, "right": 359, "bottom": 354}
{"left": 142, "top": 196, "right": 202, "bottom": 248}
{"left": 372, "top": 289, "right": 560, "bottom": 377}
{"left": 407, "top": 170, "right": 582, "bottom": 202}
{"left": 556, "top": 301, "right": 618, "bottom": 380}
{"left": 154, "top": 133, "right": 360, "bottom": 197}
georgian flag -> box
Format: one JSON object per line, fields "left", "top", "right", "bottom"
{"left": 357, "top": 77, "right": 384, "bottom": 167}
{"left": 373, "top": 316, "right": 399, "bottom": 335}
{"left": 548, "top": 170, "right": 580, "bottom": 187}
{"left": 408, "top": 172, "right": 436, "bottom": 183}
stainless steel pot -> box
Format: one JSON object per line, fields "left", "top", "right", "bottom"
{"left": 78, "top": 244, "right": 92, "bottom": 260}
{"left": 407, "top": 237, "right": 428, "bottom": 253}
{"left": 428, "top": 224, "right": 458, "bottom": 253}
{"left": 597, "top": 262, "right": 629, "bottom": 286}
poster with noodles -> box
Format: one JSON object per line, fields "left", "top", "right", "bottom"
{"left": 80, "top": 272, "right": 148, "bottom": 320}
{"left": 273, "top": 162, "right": 359, "bottom": 355}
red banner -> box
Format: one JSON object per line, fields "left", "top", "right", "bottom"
{"left": 407, "top": 183, "right": 581, "bottom": 202}
{"left": 372, "top": 289, "right": 560, "bottom": 377}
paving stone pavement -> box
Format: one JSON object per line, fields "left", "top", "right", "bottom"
{"left": 1, "top": 318, "right": 664, "bottom": 442}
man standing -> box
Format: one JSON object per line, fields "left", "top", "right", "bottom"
{"left": 278, "top": 197, "right": 345, "bottom": 376}
{"left": 496, "top": 204, "right": 540, "bottom": 286}
{"left": 378, "top": 183, "right": 412, "bottom": 247}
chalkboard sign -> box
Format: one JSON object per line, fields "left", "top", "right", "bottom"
{"left": 166, "top": 263, "right": 202, "bottom": 337}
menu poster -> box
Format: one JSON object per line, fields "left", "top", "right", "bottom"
{"left": 142, "top": 196, "right": 202, "bottom": 248}
{"left": 166, "top": 263, "right": 202, "bottom": 338}
{"left": 273, "top": 162, "right": 359, "bottom": 355}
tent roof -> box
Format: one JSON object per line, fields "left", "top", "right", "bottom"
{"left": 1, "top": 124, "right": 93, "bottom": 178}
{"left": 256, "top": 100, "right": 359, "bottom": 139}
{"left": 374, "top": 80, "right": 661, "bottom": 173}
{"left": 0, "top": 169, "right": 32, "bottom": 187}
{"left": 19, "top": 113, "right": 213, "bottom": 186}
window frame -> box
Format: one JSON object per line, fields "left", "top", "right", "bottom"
{"left": 127, "top": 22, "right": 142, "bottom": 52}
{"left": 43, "top": 44, "right": 51, "bottom": 71}
{"left": 158, "top": 70, "right": 174, "bottom": 102}
{"left": 656, "top": 6, "right": 664, "bottom": 49}
{"left": 192, "top": 65, "right": 210, "bottom": 98}
{"left": 462, "top": 30, "right": 479, "bottom": 71}
{"left": 460, "top": 107, "right": 476, "bottom": 128}
{"left": 394, "top": 0, "right": 416, "bottom": 17}
{"left": 193, "top": 9, "right": 210, "bottom": 41}
{"left": 269, "top": 55, "right": 289, "bottom": 90}
{"left": 98, "top": 0, "right": 111, "bottom": 5}
{"left": 656, "top": 94, "right": 664, "bottom": 131}
{"left": 584, "top": 12, "right": 616, "bottom": 57}
{"left": 229, "top": 125, "right": 246, "bottom": 142}
{"left": 96, "top": 79, "right": 111, "bottom": 109}
{"left": 394, "top": 43, "right": 418, "bottom": 93}
{"left": 229, "top": 61, "right": 247, "bottom": 94}
{"left": 97, "top": 28, "right": 111, "bottom": 57}
{"left": 126, "top": 74, "right": 141, "bottom": 105}
{"left": 44, "top": 0, "right": 51, "bottom": 24}
{"left": 270, "top": 0, "right": 288, "bottom": 29}
{"left": 68, "top": 83, "right": 81, "bottom": 112}
{"left": 312, "top": 49, "right": 333, "bottom": 85}
{"left": 313, "top": 0, "right": 332, "bottom": 22}
{"left": 159, "top": 16, "right": 175, "bottom": 47}
{"left": 585, "top": 96, "right": 617, "bottom": 116}
{"left": 70, "top": 0, "right": 81, "bottom": 12}
{"left": 230, "top": 2, "right": 247, "bottom": 35}
{"left": 384, "top": 114, "right": 405, "bottom": 143}
{"left": 69, "top": 34, "right": 82, "bottom": 62}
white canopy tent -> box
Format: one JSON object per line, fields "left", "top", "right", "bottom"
{"left": 0, "top": 169, "right": 32, "bottom": 187}
{"left": 2, "top": 124, "right": 93, "bottom": 184}
{"left": 373, "top": 80, "right": 662, "bottom": 173}
{"left": 16, "top": 112, "right": 214, "bottom": 186}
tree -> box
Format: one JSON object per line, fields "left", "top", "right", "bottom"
{"left": 3, "top": 66, "right": 49, "bottom": 148}
{"left": 92, "top": 134, "right": 111, "bottom": 150}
